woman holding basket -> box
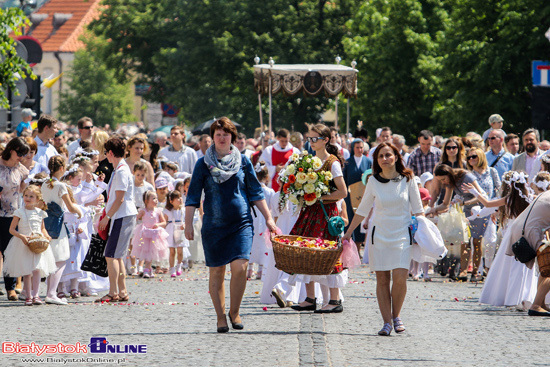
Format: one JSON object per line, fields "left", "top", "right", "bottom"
{"left": 344, "top": 142, "right": 424, "bottom": 336}
{"left": 289, "top": 124, "right": 348, "bottom": 313}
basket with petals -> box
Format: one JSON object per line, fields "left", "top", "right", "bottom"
{"left": 271, "top": 235, "right": 342, "bottom": 275}
{"left": 278, "top": 151, "right": 332, "bottom": 212}
{"left": 27, "top": 233, "right": 50, "bottom": 254}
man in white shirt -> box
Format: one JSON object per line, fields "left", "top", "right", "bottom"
{"left": 33, "top": 115, "right": 59, "bottom": 171}
{"left": 68, "top": 117, "right": 94, "bottom": 158}
{"left": 158, "top": 126, "right": 198, "bottom": 174}
{"left": 235, "top": 133, "right": 254, "bottom": 159}
{"left": 196, "top": 134, "right": 212, "bottom": 159}
{"left": 260, "top": 129, "right": 300, "bottom": 191}
{"left": 513, "top": 128, "right": 544, "bottom": 180}
{"left": 393, "top": 134, "right": 409, "bottom": 165}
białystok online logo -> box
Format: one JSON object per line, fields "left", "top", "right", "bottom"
{"left": 2, "top": 337, "right": 147, "bottom": 356}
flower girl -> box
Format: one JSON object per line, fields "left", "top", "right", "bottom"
{"left": 4, "top": 186, "right": 57, "bottom": 305}
{"left": 131, "top": 190, "right": 169, "bottom": 278}
{"left": 164, "top": 190, "right": 191, "bottom": 277}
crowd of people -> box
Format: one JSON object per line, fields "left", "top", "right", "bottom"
{"left": 0, "top": 112, "right": 549, "bottom": 335}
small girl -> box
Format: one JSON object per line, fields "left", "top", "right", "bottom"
{"left": 3, "top": 186, "right": 57, "bottom": 305}
{"left": 179, "top": 176, "right": 204, "bottom": 266}
{"left": 532, "top": 171, "right": 550, "bottom": 195}
{"left": 164, "top": 190, "right": 191, "bottom": 277}
{"left": 155, "top": 176, "right": 170, "bottom": 208}
{"left": 248, "top": 162, "right": 278, "bottom": 279}
{"left": 131, "top": 190, "right": 169, "bottom": 278}
{"left": 41, "top": 156, "right": 83, "bottom": 305}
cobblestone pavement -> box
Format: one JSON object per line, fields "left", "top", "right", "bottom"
{"left": 1, "top": 263, "right": 548, "bottom": 367}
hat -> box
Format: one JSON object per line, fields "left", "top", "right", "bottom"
{"left": 55, "top": 130, "right": 64, "bottom": 137}
{"left": 488, "top": 114, "right": 503, "bottom": 124}
{"left": 420, "top": 172, "right": 434, "bottom": 188}
{"left": 414, "top": 176, "right": 421, "bottom": 186}
{"left": 155, "top": 177, "right": 169, "bottom": 189}
{"left": 419, "top": 187, "right": 432, "bottom": 201}
{"left": 21, "top": 108, "right": 36, "bottom": 118}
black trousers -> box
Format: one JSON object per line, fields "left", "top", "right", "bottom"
{"left": 0, "top": 217, "right": 17, "bottom": 292}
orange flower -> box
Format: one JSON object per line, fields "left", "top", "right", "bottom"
{"left": 288, "top": 174, "right": 296, "bottom": 184}
{"left": 298, "top": 168, "right": 303, "bottom": 172}
{"left": 283, "top": 183, "right": 291, "bottom": 194}
{"left": 304, "top": 193, "right": 316, "bottom": 202}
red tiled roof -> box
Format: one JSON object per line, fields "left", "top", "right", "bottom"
{"left": 26, "top": 0, "right": 102, "bottom": 53}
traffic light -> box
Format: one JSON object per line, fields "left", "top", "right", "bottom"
{"left": 21, "top": 76, "right": 41, "bottom": 117}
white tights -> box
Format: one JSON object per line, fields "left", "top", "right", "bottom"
{"left": 46, "top": 261, "right": 66, "bottom": 299}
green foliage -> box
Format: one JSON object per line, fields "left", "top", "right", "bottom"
{"left": 58, "top": 37, "right": 136, "bottom": 127}
{"left": 0, "top": 8, "right": 35, "bottom": 109}
{"left": 90, "top": 0, "right": 357, "bottom": 134}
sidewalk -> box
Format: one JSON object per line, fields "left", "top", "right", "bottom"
{"left": 0, "top": 264, "right": 547, "bottom": 366}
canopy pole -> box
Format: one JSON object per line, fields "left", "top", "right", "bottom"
{"left": 334, "top": 96, "right": 339, "bottom": 129}
{"left": 268, "top": 57, "right": 274, "bottom": 134}
{"left": 346, "top": 98, "right": 350, "bottom": 135}
{"left": 258, "top": 93, "right": 263, "bottom": 133}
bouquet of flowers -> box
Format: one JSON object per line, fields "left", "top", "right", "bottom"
{"left": 278, "top": 151, "right": 333, "bottom": 212}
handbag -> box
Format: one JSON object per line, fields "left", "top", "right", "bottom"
{"left": 511, "top": 194, "right": 541, "bottom": 263}
{"left": 81, "top": 234, "right": 108, "bottom": 277}
{"left": 98, "top": 208, "right": 109, "bottom": 241}
{"left": 320, "top": 201, "right": 345, "bottom": 237}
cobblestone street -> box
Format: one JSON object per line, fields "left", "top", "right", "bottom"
{"left": 1, "top": 264, "right": 548, "bottom": 367}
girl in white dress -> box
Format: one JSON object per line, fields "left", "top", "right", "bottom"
{"left": 41, "top": 156, "right": 82, "bottom": 305}
{"left": 164, "top": 190, "right": 191, "bottom": 277}
{"left": 248, "top": 162, "right": 278, "bottom": 280}
{"left": 4, "top": 185, "right": 57, "bottom": 305}
{"left": 466, "top": 171, "right": 543, "bottom": 309}
{"left": 344, "top": 142, "right": 424, "bottom": 336}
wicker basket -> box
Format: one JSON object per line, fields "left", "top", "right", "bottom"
{"left": 537, "top": 243, "right": 550, "bottom": 278}
{"left": 27, "top": 233, "right": 50, "bottom": 254}
{"left": 271, "top": 235, "right": 342, "bottom": 275}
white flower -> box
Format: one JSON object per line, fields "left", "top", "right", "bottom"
{"left": 312, "top": 157, "right": 322, "bottom": 170}
{"left": 302, "top": 150, "right": 309, "bottom": 156}
{"left": 307, "top": 172, "right": 318, "bottom": 184}
{"left": 279, "top": 169, "right": 287, "bottom": 178}
{"left": 289, "top": 194, "right": 299, "bottom": 205}
{"left": 325, "top": 171, "right": 333, "bottom": 181}
{"left": 306, "top": 158, "right": 311, "bottom": 163}
{"left": 304, "top": 183, "right": 315, "bottom": 194}
{"left": 305, "top": 198, "right": 317, "bottom": 206}
{"left": 286, "top": 164, "right": 296, "bottom": 175}
{"left": 292, "top": 153, "right": 300, "bottom": 162}
{"left": 296, "top": 172, "right": 307, "bottom": 184}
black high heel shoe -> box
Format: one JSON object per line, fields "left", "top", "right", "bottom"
{"left": 217, "top": 316, "right": 229, "bottom": 333}
{"left": 228, "top": 314, "right": 244, "bottom": 330}
{"left": 291, "top": 297, "right": 317, "bottom": 311}
{"left": 314, "top": 299, "right": 343, "bottom": 313}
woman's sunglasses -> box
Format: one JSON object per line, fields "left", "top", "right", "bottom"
{"left": 445, "top": 146, "right": 458, "bottom": 150}
{"left": 467, "top": 155, "right": 478, "bottom": 160}
{"left": 16, "top": 151, "right": 29, "bottom": 158}
{"left": 307, "top": 137, "right": 325, "bottom": 143}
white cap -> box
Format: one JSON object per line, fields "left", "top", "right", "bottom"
{"left": 420, "top": 172, "right": 434, "bottom": 188}
{"left": 21, "top": 108, "right": 36, "bottom": 118}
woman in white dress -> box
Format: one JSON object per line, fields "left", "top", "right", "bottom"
{"left": 344, "top": 142, "right": 424, "bottom": 336}
{"left": 41, "top": 156, "right": 82, "bottom": 305}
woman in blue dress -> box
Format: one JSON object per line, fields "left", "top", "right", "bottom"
{"left": 185, "top": 117, "right": 277, "bottom": 333}
{"left": 343, "top": 139, "right": 372, "bottom": 248}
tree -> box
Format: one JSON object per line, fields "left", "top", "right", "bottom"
{"left": 0, "top": 8, "right": 35, "bottom": 109}
{"left": 343, "top": 0, "right": 450, "bottom": 141}
{"left": 434, "top": 0, "right": 550, "bottom": 135}
{"left": 90, "top": 0, "right": 358, "bottom": 134}
{"left": 57, "top": 37, "right": 136, "bottom": 127}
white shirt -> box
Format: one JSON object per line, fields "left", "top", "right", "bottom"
{"left": 158, "top": 145, "right": 198, "bottom": 174}
{"left": 106, "top": 160, "right": 138, "bottom": 220}
{"left": 67, "top": 139, "right": 81, "bottom": 158}
{"left": 196, "top": 150, "right": 205, "bottom": 159}
{"left": 353, "top": 155, "right": 362, "bottom": 169}
{"left": 133, "top": 180, "right": 154, "bottom": 209}
{"left": 34, "top": 136, "right": 59, "bottom": 172}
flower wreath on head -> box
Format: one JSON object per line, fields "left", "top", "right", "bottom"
{"left": 74, "top": 147, "right": 99, "bottom": 157}
{"left": 63, "top": 164, "right": 80, "bottom": 178}
{"left": 254, "top": 161, "right": 266, "bottom": 173}
{"left": 502, "top": 171, "right": 533, "bottom": 202}
{"left": 541, "top": 154, "right": 550, "bottom": 164}
{"left": 24, "top": 173, "right": 48, "bottom": 185}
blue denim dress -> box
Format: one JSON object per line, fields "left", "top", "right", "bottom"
{"left": 186, "top": 155, "right": 265, "bottom": 267}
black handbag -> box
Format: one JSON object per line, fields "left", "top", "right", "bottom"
{"left": 81, "top": 234, "right": 108, "bottom": 277}
{"left": 511, "top": 194, "right": 541, "bottom": 264}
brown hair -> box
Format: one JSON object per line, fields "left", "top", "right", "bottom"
{"left": 77, "top": 117, "right": 93, "bottom": 130}
{"left": 133, "top": 160, "right": 147, "bottom": 172}
{"left": 47, "top": 155, "right": 66, "bottom": 188}
{"left": 142, "top": 190, "right": 156, "bottom": 208}
{"left": 255, "top": 161, "right": 269, "bottom": 182}
{"left": 164, "top": 162, "right": 178, "bottom": 172}
{"left": 1, "top": 137, "right": 30, "bottom": 161}
{"left": 170, "top": 126, "right": 185, "bottom": 135}
{"left": 24, "top": 136, "right": 37, "bottom": 153}
{"left": 165, "top": 190, "right": 182, "bottom": 211}
{"left": 372, "top": 142, "right": 413, "bottom": 181}
{"left": 36, "top": 115, "right": 57, "bottom": 133}
{"left": 309, "top": 123, "right": 344, "bottom": 166}
{"left": 466, "top": 147, "right": 488, "bottom": 171}
{"left": 126, "top": 136, "right": 149, "bottom": 156}
{"left": 499, "top": 171, "right": 530, "bottom": 223}
{"left": 441, "top": 136, "right": 466, "bottom": 169}
{"left": 433, "top": 164, "right": 468, "bottom": 190}
{"left": 209, "top": 117, "right": 238, "bottom": 143}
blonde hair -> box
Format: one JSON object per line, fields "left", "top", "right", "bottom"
{"left": 23, "top": 185, "right": 47, "bottom": 210}
{"left": 92, "top": 131, "right": 109, "bottom": 155}
{"left": 466, "top": 147, "right": 488, "bottom": 171}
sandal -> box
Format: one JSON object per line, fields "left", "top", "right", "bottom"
{"left": 57, "top": 291, "right": 67, "bottom": 299}
{"left": 25, "top": 297, "right": 33, "bottom": 306}
{"left": 393, "top": 317, "right": 405, "bottom": 333}
{"left": 32, "top": 296, "right": 44, "bottom": 305}
{"left": 70, "top": 289, "right": 81, "bottom": 299}
{"left": 118, "top": 292, "right": 129, "bottom": 302}
{"left": 94, "top": 294, "right": 119, "bottom": 303}
{"left": 378, "top": 322, "right": 392, "bottom": 336}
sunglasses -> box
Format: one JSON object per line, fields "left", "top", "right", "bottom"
{"left": 81, "top": 126, "right": 94, "bottom": 130}
{"left": 487, "top": 136, "right": 499, "bottom": 141}
{"left": 445, "top": 146, "right": 458, "bottom": 150}
{"left": 467, "top": 155, "right": 478, "bottom": 160}
{"left": 16, "top": 151, "right": 29, "bottom": 158}
{"left": 307, "top": 137, "right": 325, "bottom": 143}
